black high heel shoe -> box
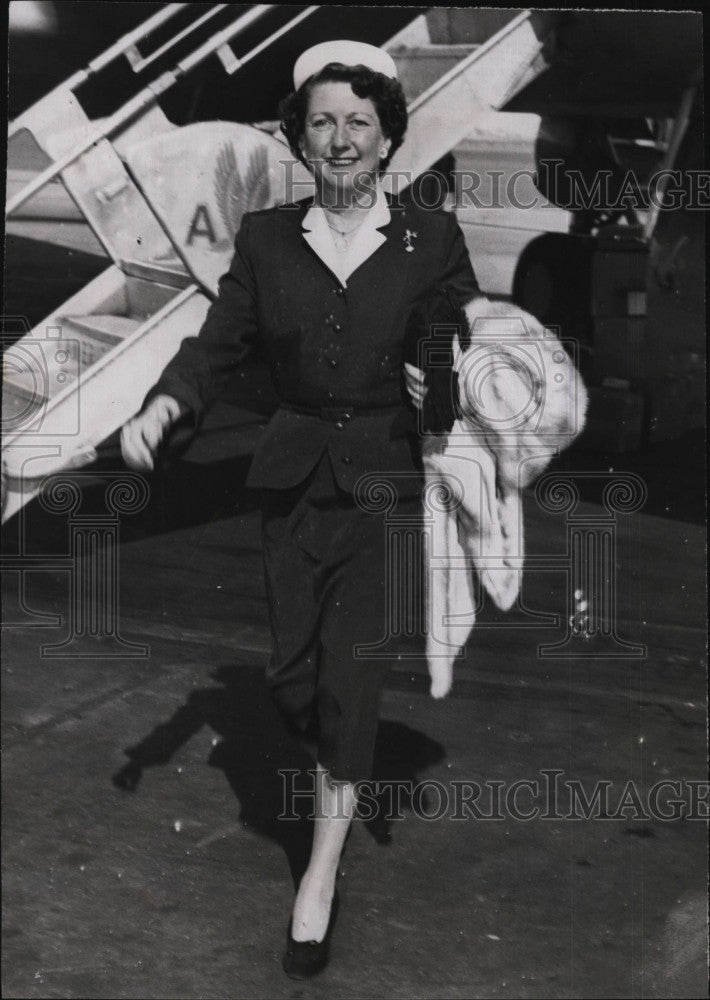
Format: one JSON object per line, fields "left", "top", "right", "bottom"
{"left": 282, "top": 889, "right": 340, "bottom": 980}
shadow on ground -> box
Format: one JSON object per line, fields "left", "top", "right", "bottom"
{"left": 112, "top": 661, "right": 446, "bottom": 887}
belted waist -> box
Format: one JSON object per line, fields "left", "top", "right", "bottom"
{"left": 278, "top": 400, "right": 404, "bottom": 422}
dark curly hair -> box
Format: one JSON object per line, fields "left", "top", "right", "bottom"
{"left": 279, "top": 63, "right": 408, "bottom": 173}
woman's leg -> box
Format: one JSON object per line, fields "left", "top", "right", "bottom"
{"left": 290, "top": 763, "right": 356, "bottom": 942}
{"left": 261, "top": 457, "right": 401, "bottom": 943}
{"left": 289, "top": 645, "right": 390, "bottom": 941}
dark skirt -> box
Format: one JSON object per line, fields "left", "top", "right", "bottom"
{"left": 260, "top": 450, "right": 424, "bottom": 782}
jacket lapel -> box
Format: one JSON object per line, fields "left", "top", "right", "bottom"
{"left": 338, "top": 224, "right": 386, "bottom": 280}
{"left": 301, "top": 204, "right": 335, "bottom": 273}
{"left": 345, "top": 201, "right": 415, "bottom": 306}
{"left": 300, "top": 205, "right": 389, "bottom": 288}
{"left": 274, "top": 196, "right": 417, "bottom": 340}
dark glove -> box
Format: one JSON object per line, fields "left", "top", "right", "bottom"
{"left": 403, "top": 286, "right": 472, "bottom": 434}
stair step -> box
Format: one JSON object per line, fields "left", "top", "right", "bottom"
{"left": 2, "top": 314, "right": 141, "bottom": 406}
{"left": 2, "top": 349, "right": 64, "bottom": 406}
{"left": 396, "top": 43, "right": 479, "bottom": 55}
{"left": 125, "top": 274, "right": 185, "bottom": 319}
{"left": 391, "top": 44, "right": 478, "bottom": 102}
{"left": 425, "top": 9, "right": 522, "bottom": 45}
{"left": 2, "top": 380, "right": 48, "bottom": 428}
{"left": 61, "top": 314, "right": 143, "bottom": 341}
{"left": 51, "top": 314, "right": 142, "bottom": 383}
{"left": 120, "top": 257, "right": 193, "bottom": 290}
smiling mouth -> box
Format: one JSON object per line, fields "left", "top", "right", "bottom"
{"left": 326, "top": 158, "right": 358, "bottom": 166}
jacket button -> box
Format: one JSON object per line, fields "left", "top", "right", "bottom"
{"left": 342, "top": 456, "right": 352, "bottom": 464}
{"left": 333, "top": 287, "right": 344, "bottom": 296}
{"left": 335, "top": 421, "right": 344, "bottom": 430}
{"left": 329, "top": 359, "right": 338, "bottom": 368}
{"left": 333, "top": 323, "right": 342, "bottom": 333}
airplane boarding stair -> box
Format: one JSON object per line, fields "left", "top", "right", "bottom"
{"left": 3, "top": 4, "right": 555, "bottom": 522}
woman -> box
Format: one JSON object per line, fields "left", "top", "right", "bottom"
{"left": 121, "top": 39, "right": 481, "bottom": 977}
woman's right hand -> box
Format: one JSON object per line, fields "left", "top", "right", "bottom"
{"left": 120, "top": 395, "right": 183, "bottom": 471}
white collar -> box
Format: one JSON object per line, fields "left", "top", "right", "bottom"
{"left": 301, "top": 182, "right": 390, "bottom": 232}
{"left": 301, "top": 183, "right": 391, "bottom": 287}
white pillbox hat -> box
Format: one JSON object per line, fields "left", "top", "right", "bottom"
{"left": 293, "top": 40, "right": 398, "bottom": 90}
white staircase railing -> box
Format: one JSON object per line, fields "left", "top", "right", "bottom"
{"left": 7, "top": 6, "right": 322, "bottom": 219}
{"left": 8, "top": 2, "right": 187, "bottom": 140}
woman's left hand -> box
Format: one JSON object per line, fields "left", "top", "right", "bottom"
{"left": 404, "top": 362, "right": 427, "bottom": 410}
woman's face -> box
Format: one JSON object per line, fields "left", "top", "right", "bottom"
{"left": 300, "top": 81, "right": 391, "bottom": 202}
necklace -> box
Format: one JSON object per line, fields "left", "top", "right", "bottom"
{"left": 328, "top": 227, "right": 355, "bottom": 253}
{"left": 323, "top": 209, "right": 368, "bottom": 253}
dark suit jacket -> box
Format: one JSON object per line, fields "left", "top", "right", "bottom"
{"left": 146, "top": 196, "right": 481, "bottom": 492}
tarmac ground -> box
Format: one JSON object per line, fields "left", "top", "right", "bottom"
{"left": 2, "top": 413, "right": 708, "bottom": 1000}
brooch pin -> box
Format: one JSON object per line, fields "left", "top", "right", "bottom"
{"left": 403, "top": 229, "right": 418, "bottom": 252}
